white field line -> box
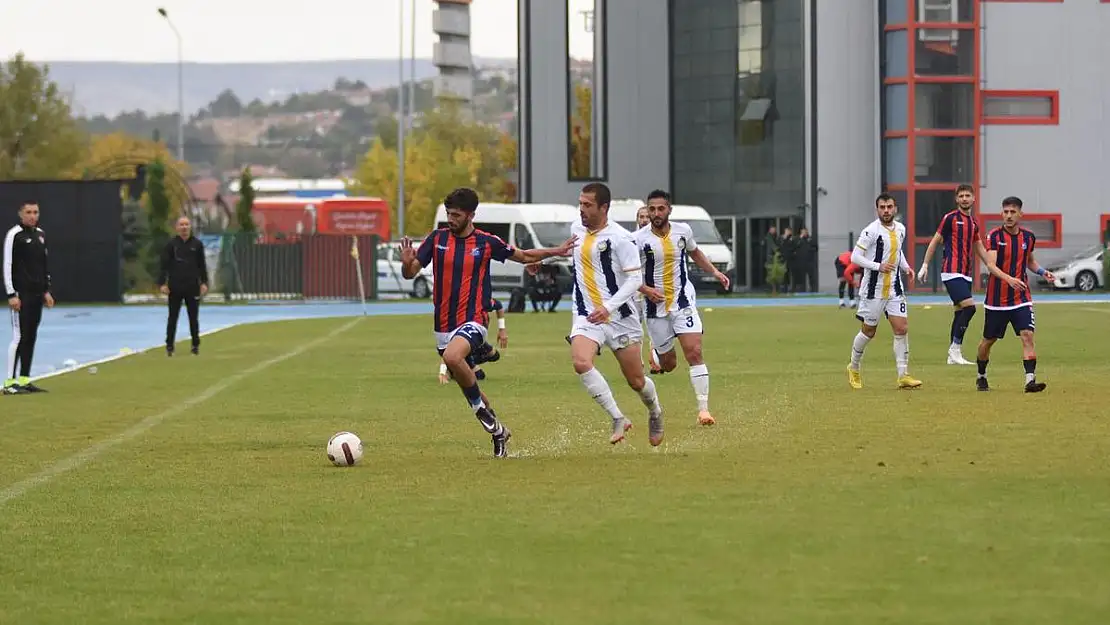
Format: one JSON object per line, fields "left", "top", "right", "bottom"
{"left": 0, "top": 317, "right": 361, "bottom": 507}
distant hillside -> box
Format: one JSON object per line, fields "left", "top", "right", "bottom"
{"left": 41, "top": 58, "right": 515, "bottom": 117}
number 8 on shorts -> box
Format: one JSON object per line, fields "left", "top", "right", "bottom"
{"left": 855, "top": 297, "right": 908, "bottom": 327}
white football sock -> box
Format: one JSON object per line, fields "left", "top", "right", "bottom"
{"left": 894, "top": 334, "right": 910, "bottom": 376}
{"left": 579, "top": 368, "right": 625, "bottom": 422}
{"left": 849, "top": 332, "right": 872, "bottom": 370}
{"left": 637, "top": 376, "right": 662, "bottom": 416}
{"left": 689, "top": 364, "right": 709, "bottom": 412}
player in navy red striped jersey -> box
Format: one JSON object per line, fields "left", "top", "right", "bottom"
{"left": 976, "top": 196, "right": 1055, "bottom": 393}
{"left": 400, "top": 188, "right": 575, "bottom": 457}
{"left": 917, "top": 184, "right": 991, "bottom": 366}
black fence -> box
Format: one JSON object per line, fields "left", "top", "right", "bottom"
{"left": 0, "top": 180, "right": 126, "bottom": 302}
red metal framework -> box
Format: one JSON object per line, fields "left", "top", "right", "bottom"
{"left": 1101, "top": 214, "right": 1110, "bottom": 242}
{"left": 883, "top": 0, "right": 981, "bottom": 291}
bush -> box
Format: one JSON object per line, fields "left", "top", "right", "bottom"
{"left": 765, "top": 250, "right": 787, "bottom": 294}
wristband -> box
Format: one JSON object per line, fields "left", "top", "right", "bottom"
{"left": 439, "top": 363, "right": 448, "bottom": 375}
{"left": 1035, "top": 267, "right": 1046, "bottom": 277}
{"left": 498, "top": 318, "right": 506, "bottom": 330}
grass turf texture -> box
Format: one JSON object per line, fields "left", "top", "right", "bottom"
{"left": 1, "top": 304, "right": 1109, "bottom": 624}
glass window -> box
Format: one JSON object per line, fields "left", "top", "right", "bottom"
{"left": 913, "top": 136, "right": 974, "bottom": 183}
{"left": 914, "top": 83, "right": 974, "bottom": 129}
{"left": 915, "top": 29, "right": 975, "bottom": 76}
{"left": 884, "top": 84, "right": 908, "bottom": 131}
{"left": 884, "top": 190, "right": 908, "bottom": 213}
{"left": 567, "top": 0, "right": 606, "bottom": 180}
{"left": 914, "top": 189, "right": 957, "bottom": 235}
{"left": 884, "top": 0, "right": 908, "bottom": 25}
{"left": 983, "top": 95, "right": 1054, "bottom": 119}
{"left": 915, "top": 0, "right": 973, "bottom": 24}
{"left": 884, "top": 138, "right": 908, "bottom": 185}
{"left": 513, "top": 224, "right": 535, "bottom": 249}
{"left": 883, "top": 30, "right": 908, "bottom": 79}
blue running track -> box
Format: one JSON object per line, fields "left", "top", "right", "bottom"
{"left": 5, "top": 293, "right": 1109, "bottom": 379}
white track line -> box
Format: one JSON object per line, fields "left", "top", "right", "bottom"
{"left": 0, "top": 317, "right": 361, "bottom": 507}
{"left": 1080, "top": 307, "right": 1110, "bottom": 314}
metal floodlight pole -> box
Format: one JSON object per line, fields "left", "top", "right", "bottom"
{"left": 396, "top": 0, "right": 406, "bottom": 239}
{"left": 157, "top": 8, "right": 185, "bottom": 164}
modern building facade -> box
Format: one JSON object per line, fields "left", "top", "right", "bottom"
{"left": 517, "top": 0, "right": 1110, "bottom": 291}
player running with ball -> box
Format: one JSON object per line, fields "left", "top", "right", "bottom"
{"left": 635, "top": 189, "right": 729, "bottom": 426}
{"left": 401, "top": 187, "right": 574, "bottom": 457}
{"left": 567, "top": 183, "right": 665, "bottom": 446}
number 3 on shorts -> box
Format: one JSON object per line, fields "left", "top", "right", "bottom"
{"left": 685, "top": 315, "right": 695, "bottom": 328}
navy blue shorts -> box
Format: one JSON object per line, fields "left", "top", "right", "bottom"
{"left": 983, "top": 306, "right": 1035, "bottom": 339}
{"left": 943, "top": 278, "right": 973, "bottom": 305}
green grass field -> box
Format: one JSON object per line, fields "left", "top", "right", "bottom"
{"left": 2, "top": 303, "right": 1109, "bottom": 624}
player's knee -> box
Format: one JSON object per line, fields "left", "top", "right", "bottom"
{"left": 571, "top": 355, "right": 593, "bottom": 375}
{"left": 681, "top": 344, "right": 703, "bottom": 366}
{"left": 442, "top": 349, "right": 468, "bottom": 370}
{"left": 625, "top": 371, "right": 646, "bottom": 392}
{"left": 861, "top": 325, "right": 878, "bottom": 338}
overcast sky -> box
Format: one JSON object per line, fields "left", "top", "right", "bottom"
{"left": 0, "top": 0, "right": 583, "bottom": 63}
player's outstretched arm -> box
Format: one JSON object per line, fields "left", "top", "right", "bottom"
{"left": 399, "top": 236, "right": 430, "bottom": 279}
{"left": 509, "top": 236, "right": 576, "bottom": 265}
{"left": 689, "top": 248, "right": 731, "bottom": 290}
{"left": 918, "top": 232, "right": 943, "bottom": 281}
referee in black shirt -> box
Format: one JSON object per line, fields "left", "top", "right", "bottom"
{"left": 4, "top": 202, "right": 55, "bottom": 394}
{"left": 159, "top": 217, "right": 208, "bottom": 356}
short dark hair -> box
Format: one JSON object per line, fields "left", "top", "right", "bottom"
{"left": 1001, "top": 196, "right": 1023, "bottom": 210}
{"left": 645, "top": 189, "right": 671, "bottom": 204}
{"left": 581, "top": 182, "right": 611, "bottom": 209}
{"left": 444, "top": 187, "right": 480, "bottom": 213}
{"left": 875, "top": 192, "right": 897, "bottom": 207}
{"left": 956, "top": 183, "right": 974, "bottom": 195}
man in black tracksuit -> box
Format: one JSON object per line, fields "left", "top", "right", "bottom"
{"left": 159, "top": 217, "right": 209, "bottom": 356}
{"left": 4, "top": 202, "right": 55, "bottom": 394}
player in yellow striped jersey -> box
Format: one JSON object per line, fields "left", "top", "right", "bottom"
{"left": 846, "top": 193, "right": 922, "bottom": 390}
{"left": 568, "top": 183, "right": 666, "bottom": 447}
{"left": 634, "top": 190, "right": 730, "bottom": 426}
{"left": 633, "top": 205, "right": 662, "bottom": 373}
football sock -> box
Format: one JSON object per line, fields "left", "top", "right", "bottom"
{"left": 977, "top": 359, "right": 989, "bottom": 378}
{"left": 462, "top": 383, "right": 500, "bottom": 434}
{"left": 689, "top": 364, "right": 710, "bottom": 412}
{"left": 893, "top": 334, "right": 910, "bottom": 377}
{"left": 849, "top": 332, "right": 871, "bottom": 370}
{"left": 1023, "top": 358, "right": 1037, "bottom": 384}
{"left": 951, "top": 306, "right": 976, "bottom": 346}
{"left": 637, "top": 376, "right": 662, "bottom": 414}
{"left": 579, "top": 368, "right": 625, "bottom": 422}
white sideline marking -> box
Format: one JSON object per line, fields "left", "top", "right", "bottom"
{"left": 0, "top": 317, "right": 361, "bottom": 507}
{"left": 1080, "top": 307, "right": 1110, "bottom": 314}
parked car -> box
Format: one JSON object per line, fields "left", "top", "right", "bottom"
{"left": 1041, "top": 246, "right": 1104, "bottom": 292}
{"left": 377, "top": 241, "right": 433, "bottom": 298}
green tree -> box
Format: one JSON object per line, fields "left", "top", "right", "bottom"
{"left": 236, "top": 167, "right": 257, "bottom": 233}
{"left": 569, "top": 82, "right": 592, "bottom": 178}
{"left": 120, "top": 198, "right": 148, "bottom": 292}
{"left": 0, "top": 53, "right": 86, "bottom": 179}
{"left": 765, "top": 250, "right": 787, "bottom": 296}
{"left": 349, "top": 103, "right": 516, "bottom": 237}
{"left": 144, "top": 158, "right": 173, "bottom": 283}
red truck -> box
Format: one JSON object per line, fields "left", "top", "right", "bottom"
{"left": 251, "top": 196, "right": 392, "bottom": 242}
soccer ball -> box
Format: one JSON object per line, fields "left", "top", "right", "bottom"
{"left": 327, "top": 431, "right": 364, "bottom": 467}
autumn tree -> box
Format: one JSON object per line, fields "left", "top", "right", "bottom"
{"left": 349, "top": 103, "right": 516, "bottom": 237}
{"left": 0, "top": 53, "right": 86, "bottom": 179}
{"left": 236, "top": 167, "right": 257, "bottom": 233}
{"left": 569, "top": 82, "right": 592, "bottom": 179}
{"left": 77, "top": 132, "right": 190, "bottom": 212}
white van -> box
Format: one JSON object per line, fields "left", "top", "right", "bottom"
{"left": 608, "top": 199, "right": 735, "bottom": 294}
{"left": 433, "top": 203, "right": 579, "bottom": 291}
